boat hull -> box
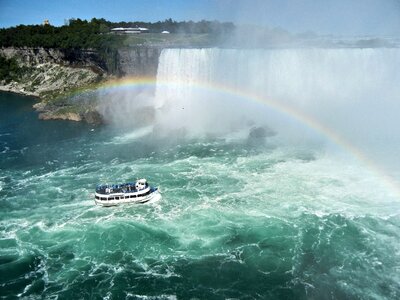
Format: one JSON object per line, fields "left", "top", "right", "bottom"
{"left": 94, "top": 190, "right": 161, "bottom": 207}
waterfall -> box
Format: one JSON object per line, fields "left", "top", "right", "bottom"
{"left": 155, "top": 48, "right": 400, "bottom": 143}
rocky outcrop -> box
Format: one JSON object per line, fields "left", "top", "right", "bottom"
{"left": 0, "top": 47, "right": 107, "bottom": 123}
{"left": 0, "top": 46, "right": 164, "bottom": 123}
{"left": 34, "top": 101, "right": 103, "bottom": 124}
{"left": 39, "top": 111, "right": 82, "bottom": 122}
{"left": 0, "top": 47, "right": 106, "bottom": 98}
{"left": 0, "top": 62, "right": 100, "bottom": 97}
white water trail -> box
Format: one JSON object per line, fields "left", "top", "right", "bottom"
{"left": 111, "top": 125, "right": 154, "bottom": 144}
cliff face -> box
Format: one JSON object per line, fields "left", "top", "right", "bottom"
{"left": 0, "top": 47, "right": 107, "bottom": 73}
{"left": 0, "top": 47, "right": 106, "bottom": 97}
{"left": 116, "top": 47, "right": 162, "bottom": 77}
{"left": 0, "top": 46, "right": 163, "bottom": 123}
{"left": 0, "top": 46, "right": 163, "bottom": 88}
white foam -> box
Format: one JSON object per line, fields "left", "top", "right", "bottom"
{"left": 109, "top": 125, "right": 154, "bottom": 144}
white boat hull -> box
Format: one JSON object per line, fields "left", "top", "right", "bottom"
{"left": 94, "top": 190, "right": 161, "bottom": 207}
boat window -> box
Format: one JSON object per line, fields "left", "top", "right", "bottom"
{"left": 108, "top": 197, "right": 114, "bottom": 200}
{"left": 115, "top": 197, "right": 120, "bottom": 200}
{"left": 100, "top": 197, "right": 106, "bottom": 200}
{"left": 95, "top": 196, "right": 99, "bottom": 199}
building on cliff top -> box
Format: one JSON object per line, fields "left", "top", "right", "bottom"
{"left": 111, "top": 27, "right": 149, "bottom": 34}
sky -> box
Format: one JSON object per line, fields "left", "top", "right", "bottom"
{"left": 0, "top": 0, "right": 399, "bottom": 36}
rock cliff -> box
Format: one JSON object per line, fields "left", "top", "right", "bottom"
{"left": 0, "top": 46, "right": 162, "bottom": 123}
{"left": 0, "top": 47, "right": 107, "bottom": 72}
{"left": 116, "top": 47, "right": 161, "bottom": 76}
{"left": 0, "top": 47, "right": 106, "bottom": 97}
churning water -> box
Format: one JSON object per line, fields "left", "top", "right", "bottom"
{"left": 1, "top": 48, "right": 400, "bottom": 299}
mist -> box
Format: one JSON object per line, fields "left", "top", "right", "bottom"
{"left": 93, "top": 0, "right": 400, "bottom": 182}
{"left": 220, "top": 0, "right": 400, "bottom": 37}
{"left": 96, "top": 45, "right": 400, "bottom": 184}
{"left": 94, "top": 79, "right": 161, "bottom": 128}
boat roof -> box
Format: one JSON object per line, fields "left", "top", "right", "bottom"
{"left": 97, "top": 179, "right": 147, "bottom": 188}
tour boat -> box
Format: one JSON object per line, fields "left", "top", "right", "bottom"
{"left": 94, "top": 179, "right": 161, "bottom": 206}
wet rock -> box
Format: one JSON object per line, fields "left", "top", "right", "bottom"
{"left": 83, "top": 110, "right": 103, "bottom": 125}
{"left": 248, "top": 126, "right": 276, "bottom": 139}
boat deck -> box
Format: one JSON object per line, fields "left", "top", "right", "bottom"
{"left": 96, "top": 183, "right": 146, "bottom": 195}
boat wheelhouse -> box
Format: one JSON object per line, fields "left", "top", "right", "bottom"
{"left": 95, "top": 179, "right": 160, "bottom": 206}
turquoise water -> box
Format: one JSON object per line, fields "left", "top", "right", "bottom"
{"left": 1, "top": 92, "right": 400, "bottom": 299}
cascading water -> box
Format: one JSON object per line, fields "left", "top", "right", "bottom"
{"left": 1, "top": 48, "right": 400, "bottom": 299}
{"left": 155, "top": 47, "right": 400, "bottom": 172}
{"left": 156, "top": 48, "right": 400, "bottom": 105}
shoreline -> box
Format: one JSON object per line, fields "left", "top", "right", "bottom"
{"left": 0, "top": 86, "right": 103, "bottom": 124}
{"left": 0, "top": 85, "right": 40, "bottom": 99}
{"left": 0, "top": 46, "right": 159, "bottom": 125}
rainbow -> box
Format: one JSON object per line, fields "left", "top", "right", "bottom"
{"left": 81, "top": 76, "right": 400, "bottom": 198}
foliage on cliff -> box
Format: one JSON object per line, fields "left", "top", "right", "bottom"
{"left": 0, "top": 18, "right": 235, "bottom": 49}
{"left": 0, "top": 19, "right": 119, "bottom": 49}
{"left": 0, "top": 55, "right": 30, "bottom": 83}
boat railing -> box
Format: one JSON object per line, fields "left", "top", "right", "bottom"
{"left": 95, "top": 183, "right": 150, "bottom": 195}
{"left": 95, "top": 187, "right": 156, "bottom": 200}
